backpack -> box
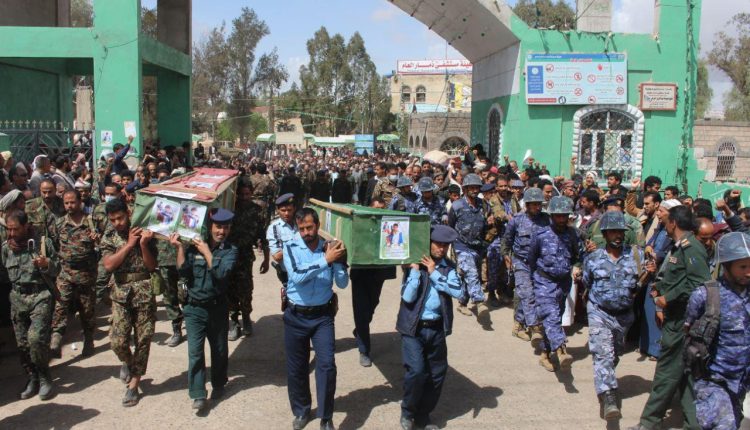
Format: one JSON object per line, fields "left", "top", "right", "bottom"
{"left": 683, "top": 281, "right": 721, "bottom": 380}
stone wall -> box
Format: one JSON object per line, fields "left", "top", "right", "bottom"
{"left": 693, "top": 120, "right": 750, "bottom": 183}
{"left": 406, "top": 112, "right": 472, "bottom": 154}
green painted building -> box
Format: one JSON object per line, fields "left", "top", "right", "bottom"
{"left": 0, "top": 0, "right": 191, "bottom": 159}
{"left": 389, "top": 0, "right": 737, "bottom": 199}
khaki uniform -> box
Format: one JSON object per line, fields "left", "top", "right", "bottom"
{"left": 100, "top": 229, "right": 157, "bottom": 377}
{"left": 25, "top": 197, "right": 64, "bottom": 242}
{"left": 371, "top": 179, "right": 397, "bottom": 208}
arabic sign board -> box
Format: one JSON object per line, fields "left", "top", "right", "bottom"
{"left": 397, "top": 59, "right": 472, "bottom": 75}
{"left": 354, "top": 134, "right": 374, "bottom": 155}
{"left": 639, "top": 83, "right": 677, "bottom": 111}
{"left": 525, "top": 53, "right": 627, "bottom": 105}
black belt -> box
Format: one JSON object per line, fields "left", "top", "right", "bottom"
{"left": 187, "top": 296, "right": 225, "bottom": 307}
{"left": 13, "top": 283, "right": 47, "bottom": 295}
{"left": 418, "top": 319, "right": 443, "bottom": 329}
{"left": 537, "top": 269, "right": 571, "bottom": 282}
{"left": 289, "top": 301, "right": 332, "bottom": 317}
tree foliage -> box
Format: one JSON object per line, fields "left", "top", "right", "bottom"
{"left": 254, "top": 48, "right": 289, "bottom": 132}
{"left": 708, "top": 13, "right": 750, "bottom": 121}
{"left": 513, "top": 0, "right": 576, "bottom": 30}
{"left": 192, "top": 25, "right": 231, "bottom": 133}
{"left": 298, "top": 27, "right": 392, "bottom": 136}
{"left": 695, "top": 58, "right": 713, "bottom": 119}
{"left": 70, "top": 0, "right": 93, "bottom": 27}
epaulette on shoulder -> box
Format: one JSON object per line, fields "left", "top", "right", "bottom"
{"left": 680, "top": 238, "right": 691, "bottom": 248}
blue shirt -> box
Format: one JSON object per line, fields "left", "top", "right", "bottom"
{"left": 582, "top": 246, "right": 642, "bottom": 312}
{"left": 266, "top": 218, "right": 300, "bottom": 256}
{"left": 448, "top": 197, "right": 488, "bottom": 251}
{"left": 685, "top": 278, "right": 750, "bottom": 394}
{"left": 402, "top": 259, "right": 462, "bottom": 320}
{"left": 283, "top": 236, "right": 349, "bottom": 306}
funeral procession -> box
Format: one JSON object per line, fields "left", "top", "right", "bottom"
{"left": 1, "top": 0, "right": 749, "bottom": 429}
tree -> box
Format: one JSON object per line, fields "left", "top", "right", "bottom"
{"left": 694, "top": 59, "right": 713, "bottom": 119}
{"left": 299, "top": 28, "right": 391, "bottom": 136}
{"left": 254, "top": 48, "right": 289, "bottom": 133}
{"left": 708, "top": 13, "right": 750, "bottom": 121}
{"left": 513, "top": 0, "right": 576, "bottom": 30}
{"left": 192, "top": 25, "right": 231, "bottom": 133}
{"left": 70, "top": 0, "right": 93, "bottom": 27}
{"left": 226, "top": 8, "right": 270, "bottom": 143}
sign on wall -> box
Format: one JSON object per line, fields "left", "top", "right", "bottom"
{"left": 354, "top": 134, "right": 374, "bottom": 155}
{"left": 525, "top": 53, "right": 627, "bottom": 105}
{"left": 397, "top": 59, "right": 472, "bottom": 75}
{"left": 639, "top": 83, "right": 677, "bottom": 111}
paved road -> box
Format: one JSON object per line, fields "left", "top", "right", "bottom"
{"left": 1, "top": 266, "right": 748, "bottom": 429}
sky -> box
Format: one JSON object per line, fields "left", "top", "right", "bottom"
{"left": 144, "top": 0, "right": 746, "bottom": 110}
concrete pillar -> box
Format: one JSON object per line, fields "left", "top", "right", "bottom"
{"left": 92, "top": 0, "right": 143, "bottom": 158}
{"left": 157, "top": 69, "right": 191, "bottom": 149}
{"left": 576, "top": 0, "right": 612, "bottom": 33}
{"left": 157, "top": 0, "right": 191, "bottom": 54}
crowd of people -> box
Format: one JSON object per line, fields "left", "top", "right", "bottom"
{"left": 0, "top": 139, "right": 748, "bottom": 430}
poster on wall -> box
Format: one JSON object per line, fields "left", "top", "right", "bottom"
{"left": 525, "top": 53, "right": 628, "bottom": 105}
{"left": 380, "top": 217, "right": 410, "bottom": 260}
{"left": 100, "top": 130, "right": 113, "bottom": 148}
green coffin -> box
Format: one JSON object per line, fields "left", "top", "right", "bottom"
{"left": 308, "top": 199, "right": 430, "bottom": 266}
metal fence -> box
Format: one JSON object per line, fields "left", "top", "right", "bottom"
{"left": 0, "top": 120, "right": 94, "bottom": 164}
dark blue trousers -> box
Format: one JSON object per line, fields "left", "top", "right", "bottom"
{"left": 283, "top": 307, "right": 337, "bottom": 419}
{"left": 351, "top": 276, "right": 385, "bottom": 355}
{"left": 401, "top": 326, "right": 448, "bottom": 425}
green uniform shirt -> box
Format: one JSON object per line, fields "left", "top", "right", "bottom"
{"left": 178, "top": 242, "right": 238, "bottom": 302}
{"left": 1, "top": 234, "right": 60, "bottom": 286}
{"left": 655, "top": 232, "right": 710, "bottom": 323}
{"left": 586, "top": 212, "right": 644, "bottom": 249}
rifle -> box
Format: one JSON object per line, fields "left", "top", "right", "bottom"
{"left": 28, "top": 238, "right": 60, "bottom": 302}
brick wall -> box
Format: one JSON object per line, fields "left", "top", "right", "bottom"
{"left": 692, "top": 120, "right": 750, "bottom": 182}
{"left": 406, "top": 112, "right": 472, "bottom": 154}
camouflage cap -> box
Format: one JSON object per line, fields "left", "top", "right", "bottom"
{"left": 523, "top": 187, "right": 544, "bottom": 203}
{"left": 548, "top": 196, "right": 574, "bottom": 214}
{"left": 396, "top": 175, "right": 414, "bottom": 188}
{"left": 599, "top": 211, "right": 628, "bottom": 231}
{"left": 716, "top": 232, "right": 750, "bottom": 264}
{"left": 463, "top": 173, "right": 483, "bottom": 187}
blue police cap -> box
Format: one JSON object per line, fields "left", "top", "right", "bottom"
{"left": 430, "top": 225, "right": 458, "bottom": 243}
{"left": 275, "top": 193, "right": 295, "bottom": 206}
{"left": 480, "top": 183, "right": 495, "bottom": 193}
{"left": 209, "top": 208, "right": 234, "bottom": 224}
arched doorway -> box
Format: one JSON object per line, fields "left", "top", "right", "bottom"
{"left": 440, "top": 136, "right": 468, "bottom": 156}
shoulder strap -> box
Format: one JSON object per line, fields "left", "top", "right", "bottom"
{"left": 631, "top": 244, "right": 642, "bottom": 274}
{"left": 41, "top": 235, "right": 47, "bottom": 258}
{"left": 704, "top": 280, "right": 721, "bottom": 317}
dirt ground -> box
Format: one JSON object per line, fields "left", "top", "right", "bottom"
{"left": 0, "top": 266, "right": 747, "bottom": 430}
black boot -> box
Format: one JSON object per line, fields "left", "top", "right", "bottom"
{"left": 20, "top": 373, "right": 39, "bottom": 399}
{"left": 38, "top": 370, "right": 55, "bottom": 401}
{"left": 228, "top": 319, "right": 240, "bottom": 341}
{"left": 242, "top": 314, "right": 253, "bottom": 337}
{"left": 82, "top": 329, "right": 95, "bottom": 357}
{"left": 167, "top": 321, "right": 183, "bottom": 347}
{"left": 602, "top": 390, "right": 621, "bottom": 420}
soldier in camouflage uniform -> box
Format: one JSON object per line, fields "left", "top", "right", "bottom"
{"left": 93, "top": 183, "right": 122, "bottom": 303}
{"left": 25, "top": 178, "right": 64, "bottom": 243}
{"left": 156, "top": 236, "right": 183, "bottom": 347}
{"left": 582, "top": 211, "right": 643, "bottom": 420}
{"left": 483, "top": 182, "right": 513, "bottom": 307}
{"left": 100, "top": 199, "right": 158, "bottom": 407}
{"left": 50, "top": 190, "right": 101, "bottom": 358}
{"left": 227, "top": 180, "right": 270, "bottom": 340}
{"left": 685, "top": 232, "right": 750, "bottom": 430}
{"left": 371, "top": 164, "right": 398, "bottom": 207}
{"left": 388, "top": 176, "right": 419, "bottom": 213}
{"left": 3, "top": 210, "right": 60, "bottom": 400}
{"left": 250, "top": 163, "right": 276, "bottom": 228}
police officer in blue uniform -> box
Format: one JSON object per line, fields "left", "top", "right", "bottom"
{"left": 397, "top": 225, "right": 463, "bottom": 430}
{"left": 414, "top": 177, "right": 447, "bottom": 225}
{"left": 171, "top": 208, "right": 238, "bottom": 414}
{"left": 501, "top": 187, "right": 550, "bottom": 341}
{"left": 448, "top": 173, "right": 490, "bottom": 321}
{"left": 527, "top": 196, "right": 582, "bottom": 371}
{"left": 582, "top": 211, "right": 643, "bottom": 420}
{"left": 389, "top": 176, "right": 419, "bottom": 213}
{"left": 283, "top": 207, "right": 349, "bottom": 430}
{"left": 267, "top": 193, "right": 300, "bottom": 288}
{"left": 685, "top": 232, "right": 750, "bottom": 430}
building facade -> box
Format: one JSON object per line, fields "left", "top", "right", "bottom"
{"left": 389, "top": 60, "right": 473, "bottom": 114}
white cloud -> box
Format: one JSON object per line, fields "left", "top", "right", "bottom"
{"left": 281, "top": 56, "right": 306, "bottom": 91}
{"left": 371, "top": 6, "right": 399, "bottom": 23}
{"left": 611, "top": 0, "right": 654, "bottom": 33}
